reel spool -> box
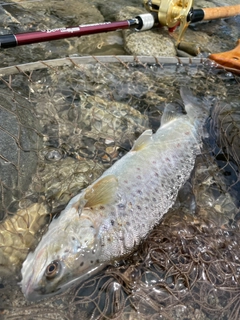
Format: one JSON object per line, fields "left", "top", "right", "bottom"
{"left": 143, "top": 0, "right": 193, "bottom": 44}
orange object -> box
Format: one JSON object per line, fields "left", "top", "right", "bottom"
{"left": 209, "top": 40, "right": 240, "bottom": 74}
{"left": 203, "top": 4, "right": 240, "bottom": 20}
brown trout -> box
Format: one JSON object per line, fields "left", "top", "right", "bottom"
{"left": 21, "top": 87, "right": 210, "bottom": 301}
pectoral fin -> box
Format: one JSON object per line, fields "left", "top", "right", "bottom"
{"left": 131, "top": 129, "right": 153, "bottom": 151}
{"left": 84, "top": 175, "right": 118, "bottom": 208}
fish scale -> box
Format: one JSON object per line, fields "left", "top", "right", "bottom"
{"left": 21, "top": 87, "right": 210, "bottom": 301}
{"left": 98, "top": 124, "right": 199, "bottom": 260}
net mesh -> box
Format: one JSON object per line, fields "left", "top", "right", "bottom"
{"left": 0, "top": 56, "right": 239, "bottom": 319}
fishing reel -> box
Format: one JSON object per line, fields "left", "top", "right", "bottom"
{"left": 143, "top": 0, "right": 193, "bottom": 44}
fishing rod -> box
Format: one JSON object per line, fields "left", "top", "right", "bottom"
{"left": 0, "top": 0, "right": 240, "bottom": 48}
{"left": 0, "top": 14, "right": 157, "bottom": 48}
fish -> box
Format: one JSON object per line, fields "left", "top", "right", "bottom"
{"left": 21, "top": 87, "right": 210, "bottom": 301}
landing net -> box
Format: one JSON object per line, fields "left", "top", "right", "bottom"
{"left": 0, "top": 56, "right": 239, "bottom": 320}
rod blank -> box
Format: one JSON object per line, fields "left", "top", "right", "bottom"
{"left": 0, "top": 20, "right": 135, "bottom": 48}
{"left": 0, "top": 14, "right": 157, "bottom": 49}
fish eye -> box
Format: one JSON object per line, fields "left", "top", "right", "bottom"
{"left": 45, "top": 260, "right": 60, "bottom": 279}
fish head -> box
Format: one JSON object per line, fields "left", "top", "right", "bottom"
{"left": 21, "top": 174, "right": 119, "bottom": 301}
{"left": 20, "top": 210, "right": 103, "bottom": 302}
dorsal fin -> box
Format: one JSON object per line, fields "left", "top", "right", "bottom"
{"left": 180, "top": 87, "right": 210, "bottom": 124}
{"left": 84, "top": 175, "right": 118, "bottom": 208}
{"left": 161, "top": 102, "right": 184, "bottom": 126}
{"left": 131, "top": 129, "right": 153, "bottom": 151}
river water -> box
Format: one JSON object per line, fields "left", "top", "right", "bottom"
{"left": 0, "top": 1, "right": 240, "bottom": 319}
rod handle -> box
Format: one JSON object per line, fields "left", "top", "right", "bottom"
{"left": 203, "top": 4, "right": 240, "bottom": 21}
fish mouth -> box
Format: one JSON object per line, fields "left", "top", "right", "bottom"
{"left": 21, "top": 271, "right": 59, "bottom": 302}
{"left": 21, "top": 274, "right": 41, "bottom": 302}
{"left": 22, "top": 279, "right": 62, "bottom": 302}
{"left": 25, "top": 290, "right": 62, "bottom": 302}
{"left": 21, "top": 263, "right": 107, "bottom": 301}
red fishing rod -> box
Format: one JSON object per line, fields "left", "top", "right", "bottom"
{"left": 1, "top": 1, "right": 240, "bottom": 51}
{"left": 0, "top": 14, "right": 157, "bottom": 48}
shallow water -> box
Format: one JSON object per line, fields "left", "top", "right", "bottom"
{"left": 0, "top": 0, "right": 240, "bottom": 319}
{"left": 0, "top": 56, "right": 239, "bottom": 319}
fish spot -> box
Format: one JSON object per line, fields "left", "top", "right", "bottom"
{"left": 118, "top": 204, "right": 125, "bottom": 210}
{"left": 90, "top": 260, "right": 93, "bottom": 264}
{"left": 152, "top": 160, "right": 156, "bottom": 164}
{"left": 100, "top": 205, "right": 105, "bottom": 210}
{"left": 185, "top": 131, "right": 190, "bottom": 135}
{"left": 80, "top": 261, "right": 84, "bottom": 267}
{"left": 111, "top": 220, "right": 115, "bottom": 226}
{"left": 152, "top": 197, "right": 157, "bottom": 202}
{"left": 137, "top": 167, "right": 141, "bottom": 171}
{"left": 155, "top": 172, "right": 159, "bottom": 177}
{"left": 72, "top": 236, "right": 76, "bottom": 241}
{"left": 137, "top": 190, "right": 142, "bottom": 195}
{"left": 96, "top": 259, "right": 100, "bottom": 263}
{"left": 165, "top": 157, "right": 170, "bottom": 162}
{"left": 155, "top": 188, "right": 159, "bottom": 193}
{"left": 124, "top": 180, "right": 128, "bottom": 184}
{"left": 126, "top": 221, "right": 130, "bottom": 226}
{"left": 137, "top": 205, "right": 142, "bottom": 211}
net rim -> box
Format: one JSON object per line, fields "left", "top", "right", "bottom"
{"left": 0, "top": 55, "right": 204, "bottom": 76}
